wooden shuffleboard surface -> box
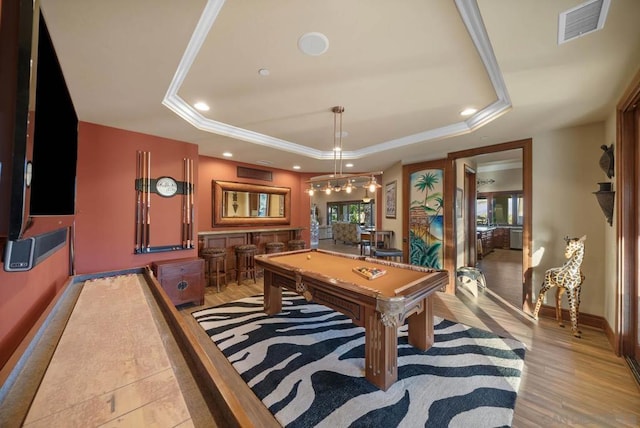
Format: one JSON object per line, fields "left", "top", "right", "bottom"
{"left": 1, "top": 269, "right": 273, "bottom": 428}
{"left": 22, "top": 274, "right": 194, "bottom": 427}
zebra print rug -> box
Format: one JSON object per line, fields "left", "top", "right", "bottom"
{"left": 192, "top": 293, "right": 525, "bottom": 427}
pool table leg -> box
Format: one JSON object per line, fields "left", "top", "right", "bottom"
{"left": 364, "top": 306, "right": 398, "bottom": 391}
{"left": 407, "top": 297, "right": 434, "bottom": 351}
{"left": 263, "top": 271, "right": 282, "bottom": 315}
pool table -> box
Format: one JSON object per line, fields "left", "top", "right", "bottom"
{"left": 254, "top": 249, "right": 449, "bottom": 390}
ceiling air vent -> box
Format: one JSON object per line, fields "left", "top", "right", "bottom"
{"left": 558, "top": 0, "right": 610, "bottom": 44}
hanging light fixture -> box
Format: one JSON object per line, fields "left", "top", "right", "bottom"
{"left": 333, "top": 106, "right": 344, "bottom": 178}
{"left": 305, "top": 106, "right": 383, "bottom": 197}
{"left": 362, "top": 189, "right": 372, "bottom": 203}
{"left": 344, "top": 180, "right": 353, "bottom": 194}
{"left": 366, "top": 175, "right": 382, "bottom": 193}
{"left": 477, "top": 178, "right": 496, "bottom": 187}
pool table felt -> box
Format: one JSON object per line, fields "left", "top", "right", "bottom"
{"left": 258, "top": 251, "right": 437, "bottom": 298}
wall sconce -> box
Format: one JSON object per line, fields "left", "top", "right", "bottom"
{"left": 594, "top": 143, "right": 615, "bottom": 226}
{"left": 593, "top": 182, "right": 614, "bottom": 226}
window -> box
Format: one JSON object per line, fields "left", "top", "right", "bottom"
{"left": 327, "top": 200, "right": 375, "bottom": 228}
{"left": 476, "top": 192, "right": 523, "bottom": 226}
{"left": 476, "top": 197, "right": 488, "bottom": 225}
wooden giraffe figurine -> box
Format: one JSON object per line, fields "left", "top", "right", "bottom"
{"left": 533, "top": 235, "right": 586, "bottom": 338}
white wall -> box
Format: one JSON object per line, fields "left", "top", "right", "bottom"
{"left": 381, "top": 162, "right": 403, "bottom": 249}
{"left": 477, "top": 168, "right": 522, "bottom": 193}
{"left": 531, "top": 122, "right": 606, "bottom": 317}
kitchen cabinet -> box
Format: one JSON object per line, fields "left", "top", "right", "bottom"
{"left": 477, "top": 228, "right": 494, "bottom": 259}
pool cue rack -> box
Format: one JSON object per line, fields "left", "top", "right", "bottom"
{"left": 134, "top": 152, "right": 195, "bottom": 254}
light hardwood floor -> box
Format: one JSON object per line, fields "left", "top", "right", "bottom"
{"left": 478, "top": 248, "right": 523, "bottom": 308}
{"left": 182, "top": 242, "right": 640, "bottom": 427}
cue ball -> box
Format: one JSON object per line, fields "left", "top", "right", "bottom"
{"left": 307, "top": 255, "right": 311, "bottom": 260}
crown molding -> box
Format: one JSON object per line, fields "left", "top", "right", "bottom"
{"left": 163, "top": 0, "right": 512, "bottom": 160}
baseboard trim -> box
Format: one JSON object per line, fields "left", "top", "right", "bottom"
{"left": 625, "top": 356, "right": 640, "bottom": 390}
{"left": 536, "top": 305, "right": 605, "bottom": 330}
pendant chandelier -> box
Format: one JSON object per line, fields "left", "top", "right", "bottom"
{"left": 306, "top": 106, "right": 382, "bottom": 197}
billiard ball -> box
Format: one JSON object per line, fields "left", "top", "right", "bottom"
{"left": 307, "top": 254, "right": 311, "bottom": 260}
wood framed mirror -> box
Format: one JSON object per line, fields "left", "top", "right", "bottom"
{"left": 212, "top": 180, "right": 291, "bottom": 226}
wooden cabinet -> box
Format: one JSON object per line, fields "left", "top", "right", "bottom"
{"left": 493, "top": 228, "right": 511, "bottom": 249}
{"left": 152, "top": 258, "right": 204, "bottom": 306}
{"left": 477, "top": 228, "right": 494, "bottom": 259}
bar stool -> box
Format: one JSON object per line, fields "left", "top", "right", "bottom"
{"left": 288, "top": 239, "right": 305, "bottom": 251}
{"left": 235, "top": 244, "right": 258, "bottom": 285}
{"left": 372, "top": 247, "right": 403, "bottom": 262}
{"left": 200, "top": 248, "right": 227, "bottom": 292}
{"left": 360, "top": 232, "right": 372, "bottom": 256}
{"left": 265, "top": 242, "right": 285, "bottom": 254}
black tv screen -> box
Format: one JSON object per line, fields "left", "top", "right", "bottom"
{"left": 29, "top": 14, "right": 77, "bottom": 216}
{"left": 0, "top": 2, "right": 78, "bottom": 242}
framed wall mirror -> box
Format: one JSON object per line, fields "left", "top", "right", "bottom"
{"left": 212, "top": 180, "right": 291, "bottom": 226}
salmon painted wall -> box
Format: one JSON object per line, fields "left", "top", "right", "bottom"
{"left": 1, "top": 121, "right": 312, "bottom": 370}
{"left": 0, "top": 239, "right": 71, "bottom": 370}
{"left": 198, "top": 157, "right": 311, "bottom": 243}
{"left": 74, "top": 122, "right": 200, "bottom": 274}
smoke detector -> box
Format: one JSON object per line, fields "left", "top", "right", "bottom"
{"left": 558, "top": 0, "right": 610, "bottom": 44}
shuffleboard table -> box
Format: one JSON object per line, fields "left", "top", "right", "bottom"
{"left": 254, "top": 249, "right": 449, "bottom": 390}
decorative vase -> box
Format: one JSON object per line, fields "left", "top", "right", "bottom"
{"left": 599, "top": 144, "right": 614, "bottom": 179}
{"left": 310, "top": 206, "right": 319, "bottom": 249}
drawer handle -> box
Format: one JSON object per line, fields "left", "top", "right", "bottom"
{"left": 177, "top": 280, "right": 189, "bottom": 291}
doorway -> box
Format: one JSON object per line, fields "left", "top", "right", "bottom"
{"left": 448, "top": 139, "right": 533, "bottom": 312}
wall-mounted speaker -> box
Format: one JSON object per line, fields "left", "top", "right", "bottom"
{"left": 3, "top": 227, "right": 68, "bottom": 272}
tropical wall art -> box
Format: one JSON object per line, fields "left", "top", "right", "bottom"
{"left": 409, "top": 168, "right": 444, "bottom": 269}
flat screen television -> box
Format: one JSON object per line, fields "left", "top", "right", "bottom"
{"left": 0, "top": 0, "right": 77, "bottom": 269}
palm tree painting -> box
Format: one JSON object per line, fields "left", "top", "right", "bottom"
{"left": 409, "top": 169, "right": 444, "bottom": 268}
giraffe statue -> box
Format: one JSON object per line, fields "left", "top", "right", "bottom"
{"left": 533, "top": 235, "right": 586, "bottom": 338}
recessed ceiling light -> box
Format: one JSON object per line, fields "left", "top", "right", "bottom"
{"left": 460, "top": 107, "right": 477, "bottom": 116}
{"left": 293, "top": 165, "right": 301, "bottom": 170}
{"left": 258, "top": 68, "right": 270, "bottom": 76}
{"left": 345, "top": 163, "right": 354, "bottom": 168}
{"left": 222, "top": 152, "right": 233, "bottom": 157}
{"left": 298, "top": 32, "right": 329, "bottom": 56}
{"left": 194, "top": 101, "right": 210, "bottom": 111}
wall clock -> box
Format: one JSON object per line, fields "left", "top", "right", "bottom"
{"left": 155, "top": 176, "right": 178, "bottom": 197}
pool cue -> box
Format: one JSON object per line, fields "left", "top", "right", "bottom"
{"left": 135, "top": 151, "right": 142, "bottom": 253}
{"left": 141, "top": 151, "right": 147, "bottom": 252}
{"left": 185, "top": 158, "right": 192, "bottom": 248}
{"left": 189, "top": 159, "right": 195, "bottom": 248}
{"left": 145, "top": 151, "right": 151, "bottom": 252}
{"left": 182, "top": 158, "right": 188, "bottom": 248}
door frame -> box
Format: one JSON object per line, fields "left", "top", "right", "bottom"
{"left": 464, "top": 164, "right": 477, "bottom": 267}
{"left": 447, "top": 139, "right": 533, "bottom": 311}
{"left": 617, "top": 68, "right": 640, "bottom": 361}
